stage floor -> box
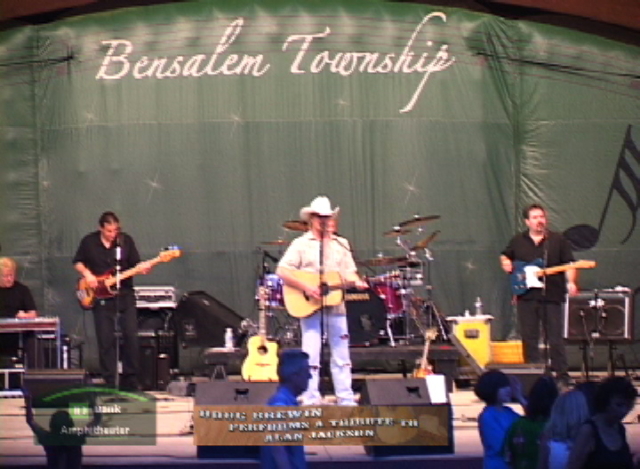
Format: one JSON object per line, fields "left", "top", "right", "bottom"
{"left": 1, "top": 374, "right": 639, "bottom": 469}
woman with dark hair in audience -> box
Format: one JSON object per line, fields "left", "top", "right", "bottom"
{"left": 505, "top": 375, "right": 558, "bottom": 469}
{"left": 567, "top": 376, "right": 638, "bottom": 469}
{"left": 475, "top": 369, "right": 527, "bottom": 469}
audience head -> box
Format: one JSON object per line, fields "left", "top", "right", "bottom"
{"left": 574, "top": 380, "right": 598, "bottom": 416}
{"left": 474, "top": 369, "right": 511, "bottom": 405}
{"left": 0, "top": 257, "right": 17, "bottom": 288}
{"left": 545, "top": 390, "right": 590, "bottom": 443}
{"left": 593, "top": 376, "right": 637, "bottom": 422}
{"left": 277, "top": 349, "right": 311, "bottom": 397}
{"left": 49, "top": 410, "right": 75, "bottom": 435}
{"left": 525, "top": 375, "right": 558, "bottom": 421}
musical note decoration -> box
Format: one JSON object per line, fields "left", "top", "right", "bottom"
{"left": 564, "top": 124, "right": 640, "bottom": 251}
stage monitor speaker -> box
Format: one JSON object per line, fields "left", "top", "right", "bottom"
{"left": 359, "top": 378, "right": 454, "bottom": 457}
{"left": 22, "top": 369, "right": 87, "bottom": 408}
{"left": 564, "top": 290, "right": 633, "bottom": 341}
{"left": 176, "top": 291, "right": 243, "bottom": 347}
{"left": 195, "top": 381, "right": 278, "bottom": 459}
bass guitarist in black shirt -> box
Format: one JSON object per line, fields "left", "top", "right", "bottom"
{"left": 73, "top": 212, "right": 152, "bottom": 391}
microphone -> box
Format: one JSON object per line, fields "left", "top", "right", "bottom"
{"left": 115, "top": 234, "right": 122, "bottom": 261}
{"left": 115, "top": 233, "right": 122, "bottom": 290}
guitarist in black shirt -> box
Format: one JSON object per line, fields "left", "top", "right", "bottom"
{"left": 500, "top": 204, "right": 577, "bottom": 385}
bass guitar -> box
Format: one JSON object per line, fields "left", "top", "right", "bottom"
{"left": 510, "top": 259, "right": 596, "bottom": 296}
{"left": 241, "top": 286, "right": 279, "bottom": 382}
{"left": 76, "top": 247, "right": 181, "bottom": 309}
{"left": 282, "top": 270, "right": 345, "bottom": 318}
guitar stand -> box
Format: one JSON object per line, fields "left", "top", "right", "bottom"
{"left": 607, "top": 341, "right": 631, "bottom": 378}
{"left": 579, "top": 340, "right": 594, "bottom": 382}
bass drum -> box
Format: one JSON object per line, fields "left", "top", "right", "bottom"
{"left": 345, "top": 288, "right": 388, "bottom": 347}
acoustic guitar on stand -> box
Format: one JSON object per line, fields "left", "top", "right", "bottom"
{"left": 75, "top": 246, "right": 181, "bottom": 309}
{"left": 510, "top": 259, "right": 596, "bottom": 296}
{"left": 241, "top": 286, "right": 279, "bottom": 382}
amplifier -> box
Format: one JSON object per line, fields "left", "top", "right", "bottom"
{"left": 134, "top": 286, "right": 177, "bottom": 309}
{"left": 564, "top": 289, "right": 633, "bottom": 341}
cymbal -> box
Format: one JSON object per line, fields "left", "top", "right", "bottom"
{"left": 412, "top": 230, "right": 441, "bottom": 250}
{"left": 358, "top": 256, "right": 406, "bottom": 267}
{"left": 283, "top": 220, "right": 308, "bottom": 232}
{"left": 382, "top": 227, "right": 412, "bottom": 237}
{"left": 398, "top": 215, "right": 441, "bottom": 229}
{"left": 261, "top": 240, "right": 290, "bottom": 246}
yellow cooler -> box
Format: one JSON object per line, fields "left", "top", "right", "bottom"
{"left": 446, "top": 315, "right": 493, "bottom": 367}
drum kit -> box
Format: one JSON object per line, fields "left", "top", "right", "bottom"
{"left": 249, "top": 214, "right": 447, "bottom": 347}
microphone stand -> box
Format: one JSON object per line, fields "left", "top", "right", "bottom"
{"left": 317, "top": 218, "right": 330, "bottom": 398}
{"left": 114, "top": 235, "right": 122, "bottom": 390}
{"left": 540, "top": 235, "right": 552, "bottom": 377}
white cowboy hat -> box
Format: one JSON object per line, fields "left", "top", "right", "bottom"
{"left": 299, "top": 196, "right": 340, "bottom": 221}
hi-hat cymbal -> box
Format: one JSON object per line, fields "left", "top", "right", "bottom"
{"left": 412, "top": 230, "right": 441, "bottom": 250}
{"left": 383, "top": 227, "right": 412, "bottom": 237}
{"left": 261, "top": 240, "right": 290, "bottom": 246}
{"left": 358, "top": 256, "right": 406, "bottom": 267}
{"left": 283, "top": 220, "right": 308, "bottom": 232}
{"left": 398, "top": 214, "right": 441, "bottom": 229}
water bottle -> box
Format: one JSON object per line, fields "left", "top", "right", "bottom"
{"left": 474, "top": 297, "right": 483, "bottom": 316}
{"left": 224, "top": 328, "right": 234, "bottom": 349}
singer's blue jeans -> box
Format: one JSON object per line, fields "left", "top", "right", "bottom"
{"left": 299, "top": 305, "right": 356, "bottom": 405}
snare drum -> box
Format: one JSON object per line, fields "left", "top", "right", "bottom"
{"left": 259, "top": 274, "right": 284, "bottom": 308}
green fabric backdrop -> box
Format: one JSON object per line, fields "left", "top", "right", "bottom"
{"left": 1, "top": 0, "right": 639, "bottom": 371}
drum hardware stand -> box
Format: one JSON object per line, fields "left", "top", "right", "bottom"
{"left": 418, "top": 246, "right": 448, "bottom": 342}
{"left": 395, "top": 236, "right": 421, "bottom": 343}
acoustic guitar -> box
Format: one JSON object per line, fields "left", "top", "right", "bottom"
{"left": 282, "top": 270, "right": 345, "bottom": 318}
{"left": 510, "top": 259, "right": 596, "bottom": 296}
{"left": 241, "top": 286, "right": 279, "bottom": 382}
{"left": 75, "top": 247, "right": 181, "bottom": 309}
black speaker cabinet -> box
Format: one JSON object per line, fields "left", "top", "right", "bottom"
{"left": 345, "top": 288, "right": 387, "bottom": 346}
{"left": 23, "top": 369, "right": 87, "bottom": 408}
{"left": 564, "top": 290, "right": 633, "bottom": 341}
{"left": 137, "top": 332, "right": 175, "bottom": 391}
{"left": 195, "top": 381, "right": 278, "bottom": 459}
{"left": 176, "top": 291, "right": 243, "bottom": 347}
{"left": 359, "top": 378, "right": 454, "bottom": 457}
{"left": 138, "top": 335, "right": 158, "bottom": 391}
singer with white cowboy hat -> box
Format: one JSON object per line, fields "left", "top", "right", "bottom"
{"left": 277, "top": 196, "right": 368, "bottom": 406}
